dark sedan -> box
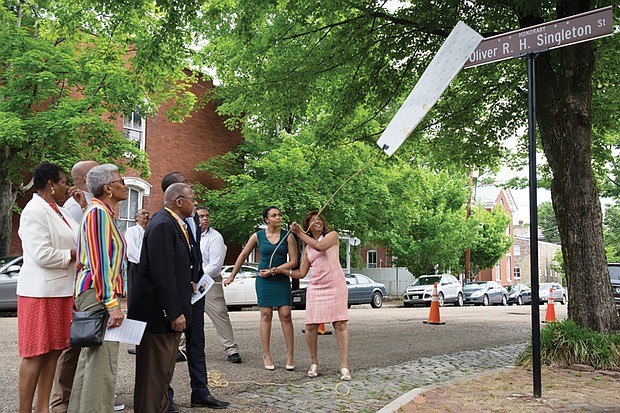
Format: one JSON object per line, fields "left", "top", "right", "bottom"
{"left": 292, "top": 273, "right": 387, "bottom": 310}
{"left": 505, "top": 283, "right": 532, "bottom": 305}
{"left": 0, "top": 256, "right": 22, "bottom": 311}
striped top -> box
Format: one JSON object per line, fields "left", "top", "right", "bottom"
{"left": 75, "top": 198, "right": 127, "bottom": 309}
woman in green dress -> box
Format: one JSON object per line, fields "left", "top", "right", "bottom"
{"left": 224, "top": 206, "right": 298, "bottom": 370}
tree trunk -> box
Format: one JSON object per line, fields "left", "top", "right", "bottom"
{"left": 0, "top": 181, "right": 16, "bottom": 258}
{"left": 534, "top": 2, "right": 620, "bottom": 332}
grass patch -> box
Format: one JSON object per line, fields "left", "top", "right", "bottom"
{"left": 517, "top": 320, "right": 620, "bottom": 370}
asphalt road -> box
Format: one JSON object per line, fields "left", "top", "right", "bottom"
{"left": 0, "top": 301, "right": 566, "bottom": 412}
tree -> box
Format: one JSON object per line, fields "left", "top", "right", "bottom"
{"left": 538, "top": 202, "right": 560, "bottom": 244}
{"left": 467, "top": 204, "right": 513, "bottom": 277}
{"left": 195, "top": 133, "right": 512, "bottom": 276}
{"left": 0, "top": 0, "right": 201, "bottom": 257}
{"left": 196, "top": 0, "right": 619, "bottom": 332}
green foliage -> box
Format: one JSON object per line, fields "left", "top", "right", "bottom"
{"left": 0, "top": 0, "right": 203, "bottom": 184}
{"left": 517, "top": 320, "right": 620, "bottom": 370}
{"left": 603, "top": 202, "right": 620, "bottom": 262}
{"left": 195, "top": 133, "right": 513, "bottom": 276}
{"left": 538, "top": 201, "right": 561, "bottom": 244}
{"left": 467, "top": 203, "right": 513, "bottom": 274}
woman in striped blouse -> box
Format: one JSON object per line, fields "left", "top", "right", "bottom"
{"left": 68, "top": 164, "right": 128, "bottom": 413}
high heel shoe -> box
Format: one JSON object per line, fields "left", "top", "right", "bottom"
{"left": 340, "top": 367, "right": 351, "bottom": 381}
{"left": 307, "top": 363, "right": 319, "bottom": 378}
{"left": 263, "top": 355, "right": 275, "bottom": 370}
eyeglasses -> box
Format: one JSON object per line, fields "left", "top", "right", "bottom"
{"left": 108, "top": 179, "right": 125, "bottom": 186}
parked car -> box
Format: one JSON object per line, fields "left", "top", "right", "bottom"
{"left": 291, "top": 273, "right": 387, "bottom": 310}
{"left": 607, "top": 263, "right": 620, "bottom": 310}
{"left": 538, "top": 282, "right": 567, "bottom": 304}
{"left": 0, "top": 256, "right": 22, "bottom": 311}
{"left": 463, "top": 281, "right": 508, "bottom": 306}
{"left": 403, "top": 274, "right": 463, "bottom": 307}
{"left": 505, "top": 283, "right": 532, "bottom": 305}
{"left": 221, "top": 265, "right": 259, "bottom": 311}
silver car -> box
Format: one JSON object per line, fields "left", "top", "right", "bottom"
{"left": 403, "top": 274, "right": 463, "bottom": 307}
{"left": 463, "top": 281, "right": 508, "bottom": 306}
{"left": 539, "top": 282, "right": 567, "bottom": 304}
{"left": 0, "top": 256, "right": 22, "bottom": 311}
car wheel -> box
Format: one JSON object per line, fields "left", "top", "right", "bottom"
{"left": 517, "top": 295, "right": 523, "bottom": 306}
{"left": 370, "top": 291, "right": 383, "bottom": 308}
{"left": 483, "top": 294, "right": 490, "bottom": 306}
{"left": 438, "top": 292, "right": 445, "bottom": 307}
{"left": 501, "top": 295, "right": 508, "bottom": 306}
{"left": 455, "top": 293, "right": 464, "bottom": 307}
{"left": 561, "top": 294, "right": 567, "bottom": 305}
{"left": 227, "top": 306, "right": 243, "bottom": 312}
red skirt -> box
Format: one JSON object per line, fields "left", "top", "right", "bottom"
{"left": 17, "top": 295, "right": 73, "bottom": 358}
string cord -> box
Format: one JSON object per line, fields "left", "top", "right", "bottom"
{"left": 267, "top": 147, "right": 384, "bottom": 268}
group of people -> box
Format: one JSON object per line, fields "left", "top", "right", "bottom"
{"left": 16, "top": 161, "right": 350, "bottom": 413}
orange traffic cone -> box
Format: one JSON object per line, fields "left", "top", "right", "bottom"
{"left": 423, "top": 282, "right": 446, "bottom": 325}
{"left": 543, "top": 287, "right": 556, "bottom": 323}
{"left": 317, "top": 323, "right": 332, "bottom": 335}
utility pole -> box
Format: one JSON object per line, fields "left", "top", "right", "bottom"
{"left": 464, "top": 169, "right": 478, "bottom": 285}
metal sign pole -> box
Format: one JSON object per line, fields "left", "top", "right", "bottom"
{"left": 527, "top": 52, "right": 542, "bottom": 398}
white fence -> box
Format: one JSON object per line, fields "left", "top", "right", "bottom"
{"left": 351, "top": 267, "right": 415, "bottom": 297}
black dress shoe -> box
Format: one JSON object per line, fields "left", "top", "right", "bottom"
{"left": 227, "top": 353, "right": 242, "bottom": 364}
{"left": 167, "top": 400, "right": 180, "bottom": 413}
{"left": 191, "top": 394, "right": 230, "bottom": 409}
{"left": 127, "top": 348, "right": 136, "bottom": 355}
{"left": 176, "top": 350, "right": 187, "bottom": 363}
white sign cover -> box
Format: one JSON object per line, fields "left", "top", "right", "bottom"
{"left": 377, "top": 21, "right": 483, "bottom": 156}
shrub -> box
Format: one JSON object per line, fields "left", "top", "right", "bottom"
{"left": 517, "top": 320, "right": 620, "bottom": 370}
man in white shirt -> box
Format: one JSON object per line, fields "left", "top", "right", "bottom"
{"left": 124, "top": 209, "right": 150, "bottom": 311}
{"left": 197, "top": 207, "right": 241, "bottom": 363}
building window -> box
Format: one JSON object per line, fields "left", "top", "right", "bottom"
{"left": 123, "top": 109, "right": 145, "bottom": 150}
{"left": 367, "top": 250, "right": 377, "bottom": 268}
{"left": 506, "top": 256, "right": 511, "bottom": 282}
{"left": 514, "top": 267, "right": 521, "bottom": 279}
{"left": 116, "top": 178, "right": 151, "bottom": 233}
{"left": 495, "top": 263, "right": 501, "bottom": 282}
{"left": 514, "top": 244, "right": 520, "bottom": 256}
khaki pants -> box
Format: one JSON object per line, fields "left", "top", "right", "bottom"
{"left": 204, "top": 278, "right": 239, "bottom": 356}
{"left": 67, "top": 289, "right": 119, "bottom": 413}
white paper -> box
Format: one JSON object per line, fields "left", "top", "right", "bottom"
{"left": 191, "top": 273, "right": 214, "bottom": 305}
{"left": 104, "top": 318, "right": 147, "bottom": 345}
{"left": 377, "top": 21, "right": 483, "bottom": 157}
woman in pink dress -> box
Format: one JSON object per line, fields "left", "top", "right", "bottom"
{"left": 289, "top": 210, "right": 350, "bottom": 381}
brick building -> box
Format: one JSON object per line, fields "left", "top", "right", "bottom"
{"left": 9, "top": 75, "right": 243, "bottom": 259}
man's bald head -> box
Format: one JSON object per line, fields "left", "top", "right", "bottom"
{"left": 72, "top": 160, "right": 99, "bottom": 192}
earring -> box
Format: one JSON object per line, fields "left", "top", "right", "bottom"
{"left": 108, "top": 193, "right": 112, "bottom": 198}
{"left": 51, "top": 187, "right": 55, "bottom": 195}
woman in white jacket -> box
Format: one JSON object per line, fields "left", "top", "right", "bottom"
{"left": 16, "top": 162, "right": 84, "bottom": 413}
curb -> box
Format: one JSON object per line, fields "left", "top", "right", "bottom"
{"left": 376, "top": 366, "right": 513, "bottom": 413}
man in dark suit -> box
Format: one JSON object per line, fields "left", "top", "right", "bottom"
{"left": 160, "top": 172, "right": 229, "bottom": 411}
{"left": 129, "top": 183, "right": 196, "bottom": 412}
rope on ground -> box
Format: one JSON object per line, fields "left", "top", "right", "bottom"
{"left": 207, "top": 370, "right": 351, "bottom": 396}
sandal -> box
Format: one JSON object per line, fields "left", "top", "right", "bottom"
{"left": 340, "top": 367, "right": 351, "bottom": 381}
{"left": 307, "top": 363, "right": 319, "bottom": 378}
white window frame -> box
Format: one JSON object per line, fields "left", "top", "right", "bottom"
{"left": 117, "top": 178, "right": 151, "bottom": 233}
{"left": 123, "top": 109, "right": 146, "bottom": 150}
{"left": 514, "top": 267, "right": 521, "bottom": 280}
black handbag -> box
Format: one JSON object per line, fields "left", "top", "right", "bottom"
{"left": 69, "top": 308, "right": 108, "bottom": 347}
